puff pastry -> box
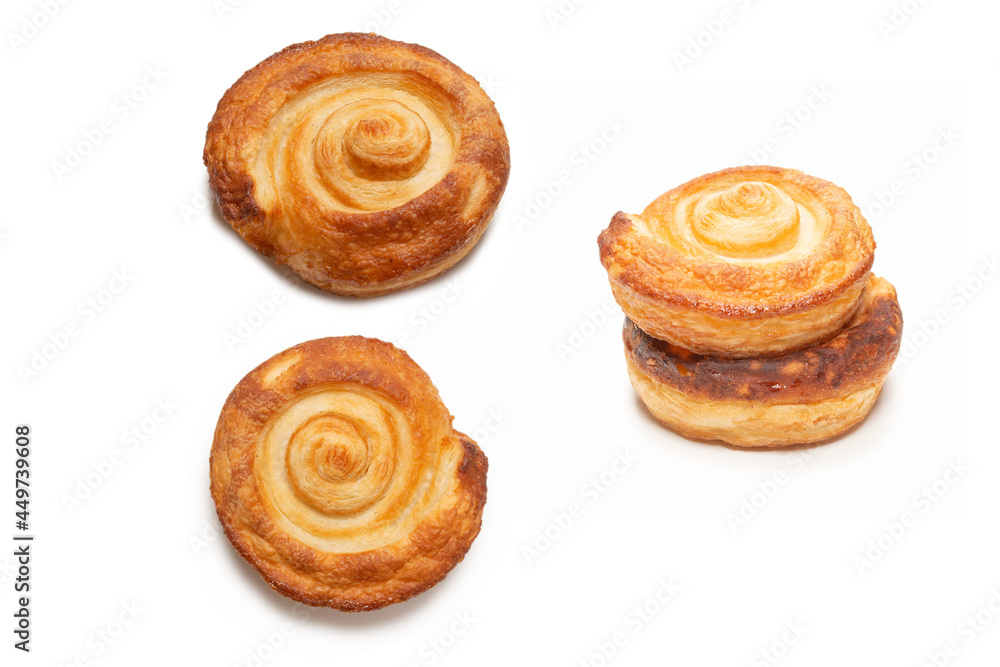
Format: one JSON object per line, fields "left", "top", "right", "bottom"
{"left": 624, "top": 275, "right": 902, "bottom": 447}
{"left": 210, "top": 337, "right": 487, "bottom": 610}
{"left": 204, "top": 33, "right": 510, "bottom": 297}
{"left": 599, "top": 166, "right": 875, "bottom": 357}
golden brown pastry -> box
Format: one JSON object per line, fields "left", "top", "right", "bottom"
{"left": 599, "top": 166, "right": 875, "bottom": 357}
{"left": 210, "top": 337, "right": 487, "bottom": 610}
{"left": 624, "top": 275, "right": 901, "bottom": 447}
{"left": 204, "top": 33, "right": 510, "bottom": 297}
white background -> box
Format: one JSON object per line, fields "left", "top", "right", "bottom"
{"left": 3, "top": 0, "right": 1000, "bottom": 665}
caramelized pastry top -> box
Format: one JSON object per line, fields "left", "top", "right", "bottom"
{"left": 210, "top": 337, "right": 487, "bottom": 611}
{"left": 204, "top": 33, "right": 510, "bottom": 296}
{"left": 599, "top": 166, "right": 875, "bottom": 317}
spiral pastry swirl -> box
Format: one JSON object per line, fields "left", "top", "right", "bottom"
{"left": 599, "top": 166, "right": 875, "bottom": 357}
{"left": 210, "top": 337, "right": 487, "bottom": 611}
{"left": 204, "top": 33, "right": 510, "bottom": 297}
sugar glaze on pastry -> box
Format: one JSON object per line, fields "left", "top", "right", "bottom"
{"left": 210, "top": 337, "right": 487, "bottom": 610}
{"left": 599, "top": 166, "right": 875, "bottom": 357}
{"left": 624, "top": 275, "right": 902, "bottom": 447}
{"left": 204, "top": 33, "right": 510, "bottom": 297}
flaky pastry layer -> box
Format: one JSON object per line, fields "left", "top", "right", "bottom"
{"left": 204, "top": 33, "right": 510, "bottom": 297}
{"left": 210, "top": 337, "right": 487, "bottom": 611}
{"left": 599, "top": 166, "right": 875, "bottom": 357}
{"left": 624, "top": 275, "right": 902, "bottom": 447}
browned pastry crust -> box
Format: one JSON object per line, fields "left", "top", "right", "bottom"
{"left": 210, "top": 337, "right": 487, "bottom": 610}
{"left": 624, "top": 275, "right": 902, "bottom": 447}
{"left": 599, "top": 166, "right": 875, "bottom": 357}
{"left": 204, "top": 33, "right": 510, "bottom": 297}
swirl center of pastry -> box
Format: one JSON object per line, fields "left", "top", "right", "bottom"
{"left": 329, "top": 100, "right": 432, "bottom": 182}
{"left": 345, "top": 110, "right": 432, "bottom": 181}
{"left": 285, "top": 413, "right": 390, "bottom": 516}
{"left": 692, "top": 181, "right": 800, "bottom": 259}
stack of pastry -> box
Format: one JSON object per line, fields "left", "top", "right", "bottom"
{"left": 598, "top": 166, "right": 902, "bottom": 447}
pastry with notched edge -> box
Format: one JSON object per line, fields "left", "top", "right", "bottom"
{"left": 210, "top": 336, "right": 487, "bottom": 610}
{"left": 204, "top": 33, "right": 510, "bottom": 297}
